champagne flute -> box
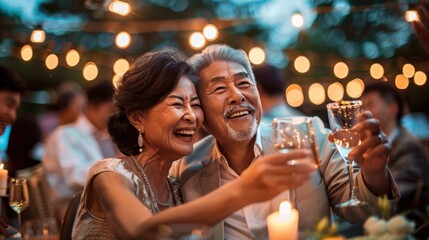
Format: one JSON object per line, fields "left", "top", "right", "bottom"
{"left": 273, "top": 117, "right": 319, "bottom": 207}
{"left": 326, "top": 100, "right": 367, "bottom": 208}
{"left": 9, "top": 178, "right": 30, "bottom": 232}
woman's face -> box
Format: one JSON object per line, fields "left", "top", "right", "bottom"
{"left": 141, "top": 76, "right": 204, "bottom": 160}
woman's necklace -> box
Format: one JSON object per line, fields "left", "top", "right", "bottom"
{"left": 130, "top": 155, "right": 174, "bottom": 212}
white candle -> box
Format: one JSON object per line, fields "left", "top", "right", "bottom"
{"left": 267, "top": 201, "right": 299, "bottom": 240}
{"left": 0, "top": 163, "right": 7, "bottom": 196}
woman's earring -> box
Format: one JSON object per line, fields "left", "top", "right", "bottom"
{"left": 138, "top": 130, "right": 143, "bottom": 152}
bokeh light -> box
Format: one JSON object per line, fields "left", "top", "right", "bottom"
{"left": 203, "top": 24, "right": 219, "bottom": 41}
{"left": 333, "top": 62, "right": 349, "bottom": 79}
{"left": 30, "top": 29, "right": 45, "bottom": 43}
{"left": 291, "top": 13, "right": 304, "bottom": 28}
{"left": 20, "top": 45, "right": 33, "bottom": 61}
{"left": 108, "top": 0, "right": 131, "bottom": 16}
{"left": 115, "top": 31, "right": 131, "bottom": 49}
{"left": 65, "top": 49, "right": 80, "bottom": 67}
{"left": 83, "top": 62, "right": 98, "bottom": 81}
{"left": 405, "top": 10, "right": 419, "bottom": 22}
{"left": 395, "top": 74, "right": 409, "bottom": 89}
{"left": 370, "top": 63, "right": 384, "bottom": 79}
{"left": 402, "top": 63, "right": 415, "bottom": 78}
{"left": 414, "top": 71, "right": 427, "bottom": 86}
{"left": 45, "top": 54, "right": 59, "bottom": 70}
{"left": 308, "top": 83, "right": 325, "bottom": 105}
{"left": 113, "top": 58, "right": 129, "bottom": 75}
{"left": 294, "top": 56, "right": 310, "bottom": 73}
{"left": 346, "top": 78, "right": 364, "bottom": 98}
{"left": 327, "top": 82, "right": 344, "bottom": 101}
{"left": 189, "top": 32, "right": 205, "bottom": 49}
{"left": 286, "top": 84, "right": 304, "bottom": 107}
{"left": 112, "top": 74, "right": 122, "bottom": 88}
{"left": 248, "top": 47, "right": 265, "bottom": 65}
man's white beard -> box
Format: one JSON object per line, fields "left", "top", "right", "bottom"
{"left": 226, "top": 117, "right": 258, "bottom": 142}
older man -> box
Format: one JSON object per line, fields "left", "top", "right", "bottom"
{"left": 171, "top": 44, "right": 399, "bottom": 240}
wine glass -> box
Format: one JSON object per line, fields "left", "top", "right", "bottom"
{"left": 9, "top": 177, "right": 30, "bottom": 232}
{"left": 273, "top": 117, "right": 319, "bottom": 207}
{"left": 326, "top": 100, "right": 367, "bottom": 208}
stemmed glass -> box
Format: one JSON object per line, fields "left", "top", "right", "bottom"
{"left": 326, "top": 100, "right": 367, "bottom": 208}
{"left": 9, "top": 178, "right": 30, "bottom": 232}
{"left": 273, "top": 117, "right": 319, "bottom": 207}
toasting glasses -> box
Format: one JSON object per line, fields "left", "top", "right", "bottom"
{"left": 9, "top": 178, "right": 30, "bottom": 232}
{"left": 273, "top": 117, "right": 319, "bottom": 206}
{"left": 326, "top": 100, "right": 367, "bottom": 208}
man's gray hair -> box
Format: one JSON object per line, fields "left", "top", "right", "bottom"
{"left": 187, "top": 44, "right": 255, "bottom": 82}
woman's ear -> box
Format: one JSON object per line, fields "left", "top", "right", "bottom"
{"left": 127, "top": 112, "right": 144, "bottom": 132}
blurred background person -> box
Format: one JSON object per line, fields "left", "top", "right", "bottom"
{"left": 361, "top": 82, "right": 429, "bottom": 237}
{"left": 0, "top": 65, "right": 26, "bottom": 238}
{"left": 253, "top": 64, "right": 304, "bottom": 126}
{"left": 37, "top": 82, "right": 86, "bottom": 143}
{"left": 42, "top": 80, "right": 116, "bottom": 221}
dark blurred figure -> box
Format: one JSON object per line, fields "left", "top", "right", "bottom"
{"left": 0, "top": 66, "right": 25, "bottom": 136}
{"left": 253, "top": 64, "right": 303, "bottom": 126}
{"left": 4, "top": 119, "right": 41, "bottom": 178}
{"left": 362, "top": 82, "right": 429, "bottom": 238}
{"left": 411, "top": 0, "right": 429, "bottom": 55}
{"left": 38, "top": 82, "right": 86, "bottom": 142}
{"left": 0, "top": 65, "right": 26, "bottom": 238}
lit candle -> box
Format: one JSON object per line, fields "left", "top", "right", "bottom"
{"left": 0, "top": 163, "right": 7, "bottom": 196}
{"left": 267, "top": 201, "right": 299, "bottom": 240}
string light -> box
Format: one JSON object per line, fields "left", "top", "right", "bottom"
{"left": 203, "top": 24, "right": 219, "bottom": 41}
{"left": 108, "top": 0, "right": 131, "bottom": 16}
{"left": 189, "top": 32, "right": 205, "bottom": 49}
{"left": 248, "top": 47, "right": 265, "bottom": 65}
{"left": 395, "top": 74, "right": 409, "bottom": 89}
{"left": 65, "top": 49, "right": 80, "bottom": 67}
{"left": 346, "top": 78, "right": 364, "bottom": 98}
{"left": 20, "top": 45, "right": 33, "bottom": 61}
{"left": 327, "top": 82, "right": 344, "bottom": 101}
{"left": 30, "top": 26, "right": 46, "bottom": 43}
{"left": 294, "top": 56, "right": 310, "bottom": 73}
{"left": 291, "top": 13, "right": 304, "bottom": 28}
{"left": 45, "top": 54, "right": 59, "bottom": 70}
{"left": 113, "top": 58, "right": 129, "bottom": 75}
{"left": 286, "top": 84, "right": 304, "bottom": 107}
{"left": 308, "top": 83, "right": 325, "bottom": 105}
{"left": 370, "top": 63, "right": 384, "bottom": 79}
{"left": 414, "top": 71, "right": 427, "bottom": 86}
{"left": 115, "top": 31, "right": 131, "bottom": 49}
{"left": 402, "top": 63, "right": 415, "bottom": 78}
{"left": 405, "top": 10, "right": 419, "bottom": 22}
{"left": 83, "top": 62, "right": 98, "bottom": 81}
{"left": 333, "top": 62, "right": 349, "bottom": 79}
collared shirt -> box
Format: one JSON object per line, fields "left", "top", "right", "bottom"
{"left": 215, "top": 128, "right": 289, "bottom": 240}
{"left": 43, "top": 114, "right": 114, "bottom": 215}
{"left": 388, "top": 126, "right": 400, "bottom": 143}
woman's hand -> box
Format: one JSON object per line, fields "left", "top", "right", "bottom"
{"left": 237, "top": 149, "right": 317, "bottom": 203}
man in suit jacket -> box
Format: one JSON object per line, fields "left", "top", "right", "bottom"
{"left": 171, "top": 44, "right": 399, "bottom": 239}
{"left": 362, "top": 82, "right": 429, "bottom": 237}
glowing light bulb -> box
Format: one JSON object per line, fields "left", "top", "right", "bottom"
{"left": 189, "top": 32, "right": 205, "bottom": 49}
{"left": 405, "top": 10, "right": 419, "bottom": 22}
{"left": 115, "top": 32, "right": 131, "bottom": 49}
{"left": 294, "top": 56, "right": 310, "bottom": 73}
{"left": 291, "top": 13, "right": 304, "bottom": 28}
{"left": 203, "top": 24, "right": 219, "bottom": 41}
{"left": 66, "top": 49, "right": 80, "bottom": 67}
{"left": 108, "top": 0, "right": 131, "bottom": 16}
{"left": 248, "top": 47, "right": 265, "bottom": 65}
{"left": 83, "top": 62, "right": 98, "bottom": 81}
{"left": 30, "top": 29, "right": 46, "bottom": 43}
{"left": 20, "top": 45, "right": 33, "bottom": 61}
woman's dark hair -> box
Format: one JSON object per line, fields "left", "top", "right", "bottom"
{"left": 108, "top": 49, "right": 198, "bottom": 156}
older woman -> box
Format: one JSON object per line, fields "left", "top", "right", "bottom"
{"left": 73, "top": 49, "right": 315, "bottom": 239}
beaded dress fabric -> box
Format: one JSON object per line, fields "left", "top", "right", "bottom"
{"left": 73, "top": 157, "right": 182, "bottom": 240}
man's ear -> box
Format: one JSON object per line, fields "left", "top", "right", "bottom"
{"left": 127, "top": 112, "right": 145, "bottom": 132}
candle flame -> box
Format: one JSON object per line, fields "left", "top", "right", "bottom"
{"left": 279, "top": 201, "right": 292, "bottom": 216}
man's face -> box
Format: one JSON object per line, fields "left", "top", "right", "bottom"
{"left": 361, "top": 91, "right": 393, "bottom": 129}
{"left": 198, "top": 61, "right": 262, "bottom": 143}
{"left": 0, "top": 91, "right": 21, "bottom": 135}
